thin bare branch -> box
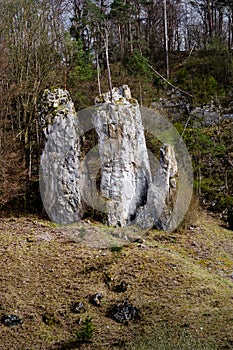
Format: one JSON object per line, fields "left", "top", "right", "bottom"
{"left": 148, "top": 63, "right": 193, "bottom": 99}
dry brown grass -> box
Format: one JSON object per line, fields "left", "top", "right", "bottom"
{"left": 0, "top": 212, "right": 232, "bottom": 349}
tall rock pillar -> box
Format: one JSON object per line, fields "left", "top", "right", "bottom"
{"left": 93, "top": 86, "right": 152, "bottom": 226}
{"left": 39, "top": 88, "right": 82, "bottom": 224}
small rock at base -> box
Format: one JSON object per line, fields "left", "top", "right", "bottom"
{"left": 72, "top": 301, "right": 85, "bottom": 314}
{"left": 2, "top": 315, "right": 23, "bottom": 327}
{"left": 114, "top": 281, "right": 128, "bottom": 293}
{"left": 109, "top": 298, "right": 139, "bottom": 323}
{"left": 89, "top": 293, "right": 103, "bottom": 306}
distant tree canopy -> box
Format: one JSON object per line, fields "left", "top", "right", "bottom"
{"left": 69, "top": 0, "right": 233, "bottom": 58}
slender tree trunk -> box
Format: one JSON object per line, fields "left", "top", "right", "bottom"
{"left": 218, "top": 8, "right": 223, "bottom": 38}
{"left": 206, "top": 0, "right": 213, "bottom": 39}
{"left": 96, "top": 53, "right": 102, "bottom": 96}
{"left": 128, "top": 22, "right": 133, "bottom": 53}
{"left": 164, "top": 0, "right": 169, "bottom": 79}
{"left": 118, "top": 25, "right": 124, "bottom": 60}
{"left": 104, "top": 29, "right": 113, "bottom": 101}
{"left": 231, "top": 8, "right": 233, "bottom": 48}
{"left": 227, "top": 12, "right": 231, "bottom": 49}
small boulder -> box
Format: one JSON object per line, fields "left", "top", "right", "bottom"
{"left": 2, "top": 314, "right": 23, "bottom": 327}
{"left": 72, "top": 301, "right": 85, "bottom": 314}
{"left": 89, "top": 293, "right": 103, "bottom": 307}
{"left": 109, "top": 298, "right": 139, "bottom": 323}
{"left": 114, "top": 281, "right": 128, "bottom": 293}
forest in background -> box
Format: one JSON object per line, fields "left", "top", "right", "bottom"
{"left": 0, "top": 0, "right": 233, "bottom": 226}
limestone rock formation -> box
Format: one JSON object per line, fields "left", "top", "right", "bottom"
{"left": 93, "top": 87, "right": 151, "bottom": 226}
{"left": 39, "top": 85, "right": 180, "bottom": 231}
{"left": 136, "top": 144, "right": 178, "bottom": 230}
{"left": 39, "top": 88, "right": 82, "bottom": 224}
{"left": 152, "top": 143, "right": 178, "bottom": 230}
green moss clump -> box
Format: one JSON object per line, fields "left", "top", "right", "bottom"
{"left": 128, "top": 98, "right": 138, "bottom": 105}
{"left": 110, "top": 245, "right": 123, "bottom": 253}
{"left": 76, "top": 316, "right": 95, "bottom": 342}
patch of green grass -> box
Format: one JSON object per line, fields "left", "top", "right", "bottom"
{"left": 76, "top": 316, "right": 95, "bottom": 342}
{"left": 110, "top": 245, "right": 123, "bottom": 253}
{"left": 124, "top": 323, "right": 218, "bottom": 350}
{"left": 36, "top": 219, "right": 59, "bottom": 228}
{"left": 78, "top": 227, "right": 86, "bottom": 238}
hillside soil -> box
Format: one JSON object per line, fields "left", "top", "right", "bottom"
{"left": 0, "top": 211, "right": 233, "bottom": 349}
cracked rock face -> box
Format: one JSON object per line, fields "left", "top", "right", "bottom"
{"left": 152, "top": 144, "right": 178, "bottom": 230}
{"left": 39, "top": 86, "right": 179, "bottom": 231}
{"left": 39, "top": 88, "right": 82, "bottom": 224}
{"left": 136, "top": 144, "right": 178, "bottom": 230}
{"left": 93, "top": 87, "right": 151, "bottom": 226}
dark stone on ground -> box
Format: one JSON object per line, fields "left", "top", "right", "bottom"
{"left": 114, "top": 281, "right": 128, "bottom": 293}
{"left": 109, "top": 298, "right": 139, "bottom": 323}
{"left": 89, "top": 293, "right": 103, "bottom": 306}
{"left": 2, "top": 314, "right": 23, "bottom": 327}
{"left": 133, "top": 238, "right": 144, "bottom": 244}
{"left": 72, "top": 301, "right": 85, "bottom": 314}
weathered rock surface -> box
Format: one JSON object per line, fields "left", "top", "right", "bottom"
{"left": 190, "top": 100, "right": 222, "bottom": 127}
{"left": 136, "top": 144, "right": 178, "bottom": 230}
{"left": 39, "top": 86, "right": 180, "bottom": 231}
{"left": 93, "top": 86, "right": 151, "bottom": 226}
{"left": 2, "top": 315, "right": 23, "bottom": 327}
{"left": 39, "top": 88, "right": 82, "bottom": 224}
{"left": 150, "top": 88, "right": 191, "bottom": 121}
{"left": 109, "top": 298, "right": 139, "bottom": 323}
{"left": 150, "top": 89, "right": 233, "bottom": 127}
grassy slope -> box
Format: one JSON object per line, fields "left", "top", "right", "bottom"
{"left": 0, "top": 212, "right": 232, "bottom": 350}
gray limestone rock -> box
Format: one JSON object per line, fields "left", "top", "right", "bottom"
{"left": 38, "top": 86, "right": 181, "bottom": 232}
{"left": 136, "top": 143, "right": 178, "bottom": 230}
{"left": 190, "top": 101, "right": 222, "bottom": 127}
{"left": 150, "top": 88, "right": 191, "bottom": 122}
{"left": 39, "top": 88, "right": 83, "bottom": 224}
{"left": 93, "top": 87, "right": 151, "bottom": 226}
{"left": 155, "top": 144, "right": 178, "bottom": 230}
